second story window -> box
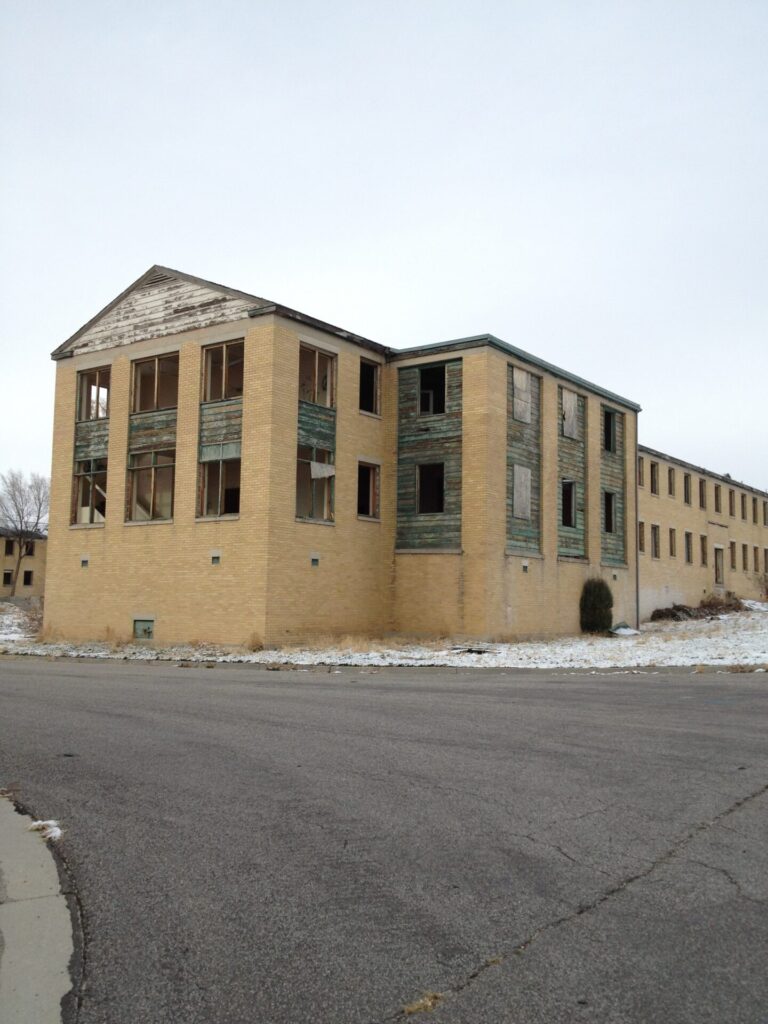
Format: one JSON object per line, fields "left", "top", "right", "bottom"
{"left": 132, "top": 354, "right": 179, "bottom": 413}
{"left": 603, "top": 409, "right": 616, "bottom": 452}
{"left": 419, "top": 365, "right": 446, "bottom": 415}
{"left": 650, "top": 462, "right": 659, "bottom": 495}
{"left": 127, "top": 450, "right": 175, "bottom": 521}
{"left": 204, "top": 341, "right": 244, "bottom": 402}
{"left": 78, "top": 367, "right": 110, "bottom": 420}
{"left": 699, "top": 478, "right": 707, "bottom": 509}
{"left": 683, "top": 474, "right": 691, "bottom": 505}
{"left": 359, "top": 359, "right": 380, "bottom": 414}
{"left": 299, "top": 345, "right": 335, "bottom": 407}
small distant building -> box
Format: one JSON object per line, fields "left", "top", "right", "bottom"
{"left": 43, "top": 265, "right": 640, "bottom": 645}
{"left": 1, "top": 528, "right": 47, "bottom": 599}
{"left": 637, "top": 446, "right": 768, "bottom": 619}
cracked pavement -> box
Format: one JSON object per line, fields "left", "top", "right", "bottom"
{"left": 0, "top": 658, "right": 766, "bottom": 1024}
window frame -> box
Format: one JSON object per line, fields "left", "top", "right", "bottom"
{"left": 650, "top": 524, "right": 660, "bottom": 559}
{"left": 417, "top": 462, "right": 446, "bottom": 515}
{"left": 131, "top": 354, "right": 179, "bottom": 413}
{"left": 72, "top": 458, "right": 108, "bottom": 525}
{"left": 2, "top": 570, "right": 12, "bottom": 586}
{"left": 359, "top": 359, "right": 381, "bottom": 416}
{"left": 667, "top": 467, "right": 675, "bottom": 496}
{"left": 669, "top": 527, "right": 677, "bottom": 558}
{"left": 77, "top": 366, "right": 111, "bottom": 421}
{"left": 699, "top": 478, "right": 707, "bottom": 510}
{"left": 198, "top": 455, "right": 241, "bottom": 518}
{"left": 295, "top": 445, "right": 335, "bottom": 522}
{"left": 684, "top": 531, "right": 693, "bottom": 564}
{"left": 127, "top": 449, "right": 176, "bottom": 522}
{"left": 357, "top": 462, "right": 381, "bottom": 519}
{"left": 561, "top": 480, "right": 577, "bottom": 529}
{"left": 603, "top": 491, "right": 616, "bottom": 534}
{"left": 419, "top": 365, "right": 447, "bottom": 417}
{"left": 202, "top": 340, "right": 244, "bottom": 403}
{"left": 298, "top": 345, "right": 336, "bottom": 408}
{"left": 23, "top": 570, "right": 33, "bottom": 586}
{"left": 650, "top": 461, "right": 659, "bottom": 495}
{"left": 602, "top": 408, "right": 617, "bottom": 453}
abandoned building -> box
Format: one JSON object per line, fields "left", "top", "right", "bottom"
{"left": 1, "top": 528, "right": 47, "bottom": 600}
{"left": 637, "top": 445, "right": 768, "bottom": 619}
{"left": 43, "top": 265, "right": 641, "bottom": 646}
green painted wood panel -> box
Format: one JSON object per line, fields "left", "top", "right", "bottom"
{"left": 199, "top": 399, "right": 242, "bottom": 446}
{"left": 297, "top": 401, "right": 336, "bottom": 452}
{"left": 601, "top": 407, "right": 626, "bottom": 564}
{"left": 507, "top": 366, "right": 541, "bottom": 552}
{"left": 128, "top": 408, "right": 177, "bottom": 452}
{"left": 557, "top": 388, "right": 587, "bottom": 557}
{"left": 396, "top": 361, "right": 462, "bottom": 549}
{"left": 74, "top": 419, "right": 109, "bottom": 461}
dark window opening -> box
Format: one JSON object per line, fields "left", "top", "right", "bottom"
{"left": 23, "top": 570, "right": 33, "bottom": 586}
{"left": 2, "top": 571, "right": 12, "bottom": 586}
{"left": 699, "top": 478, "right": 706, "bottom": 509}
{"left": 418, "top": 463, "right": 445, "bottom": 514}
{"left": 200, "top": 459, "right": 241, "bottom": 517}
{"left": 419, "top": 365, "right": 446, "bottom": 415}
{"left": 359, "top": 360, "right": 379, "bottom": 414}
{"left": 4, "top": 539, "right": 13, "bottom": 556}
{"left": 650, "top": 462, "right": 659, "bottom": 495}
{"left": 603, "top": 409, "right": 616, "bottom": 452}
{"left": 561, "top": 481, "right": 576, "bottom": 528}
{"left": 684, "top": 474, "right": 691, "bottom": 505}
{"left": 357, "top": 463, "right": 379, "bottom": 518}
{"left": 603, "top": 491, "right": 616, "bottom": 533}
{"left": 23, "top": 541, "right": 35, "bottom": 556}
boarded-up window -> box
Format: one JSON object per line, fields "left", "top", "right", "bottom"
{"left": 562, "top": 389, "right": 578, "bottom": 439}
{"left": 512, "top": 368, "right": 531, "bottom": 423}
{"left": 512, "top": 464, "right": 532, "bottom": 520}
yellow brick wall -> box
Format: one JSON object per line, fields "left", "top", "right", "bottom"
{"left": 638, "top": 453, "right": 768, "bottom": 618}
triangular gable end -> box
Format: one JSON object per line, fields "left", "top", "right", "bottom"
{"left": 52, "top": 265, "right": 271, "bottom": 360}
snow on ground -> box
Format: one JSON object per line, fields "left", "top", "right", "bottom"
{"left": 2, "top": 600, "right": 767, "bottom": 670}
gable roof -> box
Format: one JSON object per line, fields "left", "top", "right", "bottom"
{"left": 51, "top": 265, "right": 271, "bottom": 360}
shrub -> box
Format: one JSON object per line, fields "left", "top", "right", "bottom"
{"left": 580, "top": 578, "right": 613, "bottom": 633}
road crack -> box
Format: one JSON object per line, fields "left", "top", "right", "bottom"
{"left": 376, "top": 780, "right": 768, "bottom": 1020}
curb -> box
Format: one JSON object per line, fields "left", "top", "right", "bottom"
{"left": 0, "top": 796, "right": 74, "bottom": 1023}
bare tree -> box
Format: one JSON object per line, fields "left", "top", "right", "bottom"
{"left": 0, "top": 470, "right": 50, "bottom": 597}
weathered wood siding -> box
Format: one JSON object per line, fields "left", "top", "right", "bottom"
{"left": 128, "top": 409, "right": 178, "bottom": 452}
{"left": 69, "top": 273, "right": 264, "bottom": 356}
{"left": 199, "top": 400, "right": 243, "bottom": 447}
{"left": 297, "top": 401, "right": 336, "bottom": 452}
{"left": 74, "top": 419, "right": 109, "bottom": 461}
{"left": 507, "top": 366, "right": 541, "bottom": 552}
{"left": 557, "top": 388, "right": 587, "bottom": 557}
{"left": 396, "top": 361, "right": 462, "bottom": 550}
{"left": 601, "top": 408, "right": 626, "bottom": 565}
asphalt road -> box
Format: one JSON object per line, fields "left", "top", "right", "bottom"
{"left": 0, "top": 658, "right": 766, "bottom": 1024}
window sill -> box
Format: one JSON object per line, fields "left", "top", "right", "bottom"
{"left": 298, "top": 399, "right": 336, "bottom": 411}
{"left": 124, "top": 519, "right": 174, "bottom": 527}
{"left": 359, "top": 409, "right": 382, "bottom": 420}
{"left": 200, "top": 397, "right": 243, "bottom": 407}
{"left": 295, "top": 517, "right": 335, "bottom": 527}
{"left": 75, "top": 417, "right": 110, "bottom": 425}
{"left": 69, "top": 523, "right": 105, "bottom": 530}
{"left": 357, "top": 515, "right": 381, "bottom": 523}
{"left": 395, "top": 548, "right": 462, "bottom": 555}
{"left": 195, "top": 515, "right": 240, "bottom": 522}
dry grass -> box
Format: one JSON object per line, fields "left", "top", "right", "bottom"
{"left": 403, "top": 991, "right": 443, "bottom": 1015}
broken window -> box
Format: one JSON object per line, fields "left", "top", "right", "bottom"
{"left": 418, "top": 463, "right": 445, "bottom": 514}
{"left": 729, "top": 489, "right": 736, "bottom": 516}
{"left": 299, "top": 346, "right": 335, "bottom": 407}
{"left": 296, "top": 445, "right": 334, "bottom": 521}
{"left": 23, "top": 541, "right": 35, "bottom": 556}
{"left": 4, "top": 539, "right": 13, "bottom": 556}
{"left": 513, "top": 367, "right": 532, "bottom": 423}
{"left": 561, "top": 389, "right": 578, "bottom": 439}
{"left": 714, "top": 484, "right": 721, "bottom": 513}
{"left": 203, "top": 341, "right": 244, "bottom": 402}
{"left": 669, "top": 528, "right": 677, "bottom": 557}
{"left": 561, "top": 480, "right": 576, "bottom": 528}
{"left": 359, "top": 359, "right": 380, "bottom": 415}
{"left": 2, "top": 571, "right": 11, "bottom": 586}
{"left": 77, "top": 367, "right": 110, "bottom": 420}
{"left": 419, "top": 365, "right": 446, "bottom": 415}
{"left": 651, "top": 525, "right": 660, "bottom": 559}
{"left": 685, "top": 532, "right": 693, "bottom": 564}
{"left": 700, "top": 535, "right": 708, "bottom": 567}
{"left": 199, "top": 446, "right": 241, "bottom": 517}
{"left": 730, "top": 541, "right": 737, "bottom": 570}
{"left": 603, "top": 408, "right": 616, "bottom": 452}
{"left": 638, "top": 521, "right": 645, "bottom": 553}
{"left": 132, "top": 354, "right": 179, "bottom": 412}
{"left": 603, "top": 491, "right": 616, "bottom": 534}
{"left": 650, "top": 462, "right": 659, "bottom": 495}
{"left": 668, "top": 467, "right": 675, "bottom": 496}
{"left": 73, "top": 459, "right": 108, "bottom": 524}
{"left": 513, "top": 464, "right": 532, "bottom": 520}
{"left": 23, "top": 570, "right": 33, "bottom": 586}
{"left": 357, "top": 463, "right": 380, "bottom": 518}
{"left": 683, "top": 474, "right": 691, "bottom": 505}
{"left": 638, "top": 457, "right": 644, "bottom": 486}
{"left": 127, "top": 450, "right": 175, "bottom": 521}
{"left": 699, "top": 478, "right": 706, "bottom": 509}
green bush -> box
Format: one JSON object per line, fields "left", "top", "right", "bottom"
{"left": 580, "top": 578, "right": 614, "bottom": 633}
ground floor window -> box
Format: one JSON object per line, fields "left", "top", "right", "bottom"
{"left": 715, "top": 547, "right": 724, "bottom": 585}
{"left": 296, "top": 446, "right": 334, "bottom": 521}
{"left": 23, "top": 570, "right": 33, "bottom": 586}
{"left": 128, "top": 450, "right": 175, "bottom": 521}
{"left": 73, "top": 458, "right": 108, "bottom": 524}
{"left": 357, "top": 463, "right": 380, "bottom": 518}
{"left": 2, "top": 571, "right": 11, "bottom": 586}
{"left": 199, "top": 460, "right": 241, "bottom": 517}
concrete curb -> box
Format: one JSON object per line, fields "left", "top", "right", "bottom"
{"left": 0, "top": 797, "right": 74, "bottom": 1023}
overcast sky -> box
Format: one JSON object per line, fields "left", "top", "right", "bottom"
{"left": 1, "top": 1, "right": 766, "bottom": 488}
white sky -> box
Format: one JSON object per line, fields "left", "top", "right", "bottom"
{"left": 1, "top": 1, "right": 766, "bottom": 488}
